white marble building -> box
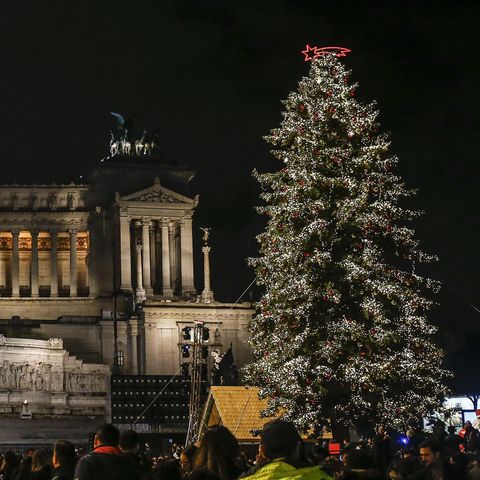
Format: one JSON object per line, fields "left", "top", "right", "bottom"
{"left": 0, "top": 154, "right": 254, "bottom": 384}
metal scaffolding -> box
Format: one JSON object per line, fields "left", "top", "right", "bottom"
{"left": 185, "top": 320, "right": 206, "bottom": 446}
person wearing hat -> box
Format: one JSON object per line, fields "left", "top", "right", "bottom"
{"left": 240, "top": 419, "right": 332, "bottom": 480}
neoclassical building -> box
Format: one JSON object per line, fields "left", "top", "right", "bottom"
{"left": 0, "top": 151, "right": 254, "bottom": 385}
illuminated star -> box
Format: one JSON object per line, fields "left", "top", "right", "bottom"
{"left": 302, "top": 44, "right": 320, "bottom": 62}
{"left": 315, "top": 46, "right": 352, "bottom": 57}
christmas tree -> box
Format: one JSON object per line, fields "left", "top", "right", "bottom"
{"left": 244, "top": 48, "right": 450, "bottom": 434}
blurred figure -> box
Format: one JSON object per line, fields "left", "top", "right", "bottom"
{"left": 344, "top": 449, "right": 381, "bottom": 479}
{"left": 51, "top": 440, "right": 77, "bottom": 480}
{"left": 179, "top": 445, "right": 198, "bottom": 478}
{"left": 372, "top": 426, "right": 391, "bottom": 476}
{"left": 119, "top": 429, "right": 153, "bottom": 480}
{"left": 444, "top": 426, "right": 461, "bottom": 455}
{"left": 152, "top": 458, "right": 181, "bottom": 480}
{"left": 240, "top": 420, "right": 331, "bottom": 480}
{"left": 74, "top": 423, "right": 136, "bottom": 480}
{"left": 464, "top": 422, "right": 480, "bottom": 454}
{"left": 11, "top": 456, "right": 32, "bottom": 480}
{"left": 414, "top": 439, "right": 466, "bottom": 480}
{"left": 1, "top": 451, "right": 20, "bottom": 480}
{"left": 30, "top": 449, "right": 51, "bottom": 480}
{"left": 192, "top": 426, "right": 245, "bottom": 480}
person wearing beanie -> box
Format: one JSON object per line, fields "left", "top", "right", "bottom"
{"left": 240, "top": 420, "right": 332, "bottom": 480}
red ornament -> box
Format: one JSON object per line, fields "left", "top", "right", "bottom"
{"left": 313, "top": 149, "right": 321, "bottom": 156}
{"left": 359, "top": 351, "right": 366, "bottom": 357}
{"left": 327, "top": 90, "right": 333, "bottom": 97}
{"left": 303, "top": 252, "right": 311, "bottom": 257}
{"left": 299, "top": 104, "right": 305, "bottom": 112}
{"left": 350, "top": 89, "right": 356, "bottom": 96}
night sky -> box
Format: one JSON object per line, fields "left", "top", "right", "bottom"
{"left": 1, "top": 2, "right": 479, "bottom": 389}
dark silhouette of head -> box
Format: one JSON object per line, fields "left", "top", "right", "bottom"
{"left": 32, "top": 449, "right": 51, "bottom": 472}
{"left": 193, "top": 425, "right": 240, "bottom": 480}
{"left": 53, "top": 440, "right": 76, "bottom": 468}
{"left": 95, "top": 423, "right": 120, "bottom": 447}
{"left": 119, "top": 429, "right": 140, "bottom": 453}
{"left": 260, "top": 420, "right": 301, "bottom": 460}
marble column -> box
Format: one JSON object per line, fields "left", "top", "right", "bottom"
{"left": 180, "top": 217, "right": 195, "bottom": 296}
{"left": 135, "top": 243, "right": 146, "bottom": 303}
{"left": 141, "top": 218, "right": 152, "bottom": 295}
{"left": 149, "top": 223, "right": 156, "bottom": 293}
{"left": 50, "top": 230, "right": 58, "bottom": 297}
{"left": 11, "top": 229, "right": 20, "bottom": 297}
{"left": 119, "top": 214, "right": 132, "bottom": 291}
{"left": 201, "top": 245, "right": 214, "bottom": 303}
{"left": 30, "top": 230, "right": 39, "bottom": 297}
{"left": 161, "top": 218, "right": 173, "bottom": 296}
{"left": 69, "top": 228, "right": 78, "bottom": 297}
{"left": 169, "top": 221, "right": 177, "bottom": 293}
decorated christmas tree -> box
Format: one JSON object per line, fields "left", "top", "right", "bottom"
{"left": 244, "top": 46, "right": 450, "bottom": 434}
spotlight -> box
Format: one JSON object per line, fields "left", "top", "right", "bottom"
{"left": 182, "top": 327, "right": 192, "bottom": 341}
{"left": 182, "top": 345, "right": 190, "bottom": 358}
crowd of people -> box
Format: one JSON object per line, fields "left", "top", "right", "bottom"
{"left": 1, "top": 419, "right": 480, "bottom": 480}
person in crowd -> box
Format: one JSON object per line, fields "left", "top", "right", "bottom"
{"left": 73, "top": 423, "right": 136, "bottom": 480}
{"left": 444, "top": 426, "right": 461, "bottom": 455}
{"left": 343, "top": 449, "right": 381, "bottom": 479}
{"left": 413, "top": 439, "right": 466, "bottom": 480}
{"left": 1, "top": 451, "right": 20, "bottom": 480}
{"left": 152, "top": 458, "right": 182, "bottom": 480}
{"left": 179, "top": 445, "right": 198, "bottom": 478}
{"left": 464, "top": 421, "right": 480, "bottom": 454}
{"left": 189, "top": 470, "right": 221, "bottom": 480}
{"left": 30, "top": 449, "right": 51, "bottom": 480}
{"left": 240, "top": 419, "right": 331, "bottom": 480}
{"left": 11, "top": 456, "right": 31, "bottom": 480}
{"left": 51, "top": 440, "right": 77, "bottom": 480}
{"left": 467, "top": 453, "right": 480, "bottom": 480}
{"left": 372, "top": 426, "right": 391, "bottom": 476}
{"left": 119, "top": 429, "right": 153, "bottom": 480}
{"left": 405, "top": 429, "right": 421, "bottom": 455}
{"left": 192, "top": 425, "right": 245, "bottom": 480}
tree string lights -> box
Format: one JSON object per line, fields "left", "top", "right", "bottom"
{"left": 243, "top": 50, "right": 450, "bottom": 435}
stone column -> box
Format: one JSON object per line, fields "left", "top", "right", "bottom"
{"left": 201, "top": 245, "right": 214, "bottom": 303}
{"left": 50, "top": 229, "right": 58, "bottom": 297}
{"left": 119, "top": 214, "right": 132, "bottom": 291}
{"left": 69, "top": 228, "right": 78, "bottom": 297}
{"left": 161, "top": 218, "right": 173, "bottom": 296}
{"left": 30, "top": 230, "right": 39, "bottom": 297}
{"left": 135, "top": 243, "right": 146, "bottom": 304}
{"left": 180, "top": 217, "right": 195, "bottom": 296}
{"left": 169, "top": 221, "right": 177, "bottom": 292}
{"left": 141, "top": 218, "right": 152, "bottom": 295}
{"left": 11, "top": 229, "right": 20, "bottom": 297}
{"left": 149, "top": 223, "right": 156, "bottom": 292}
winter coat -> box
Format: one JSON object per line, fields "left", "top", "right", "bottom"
{"left": 73, "top": 446, "right": 136, "bottom": 480}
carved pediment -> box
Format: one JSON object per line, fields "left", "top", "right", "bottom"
{"left": 120, "top": 178, "right": 197, "bottom": 205}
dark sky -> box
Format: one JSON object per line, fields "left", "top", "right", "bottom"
{"left": 1, "top": 1, "right": 479, "bottom": 388}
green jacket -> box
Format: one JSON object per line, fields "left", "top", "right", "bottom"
{"left": 242, "top": 459, "right": 333, "bottom": 480}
